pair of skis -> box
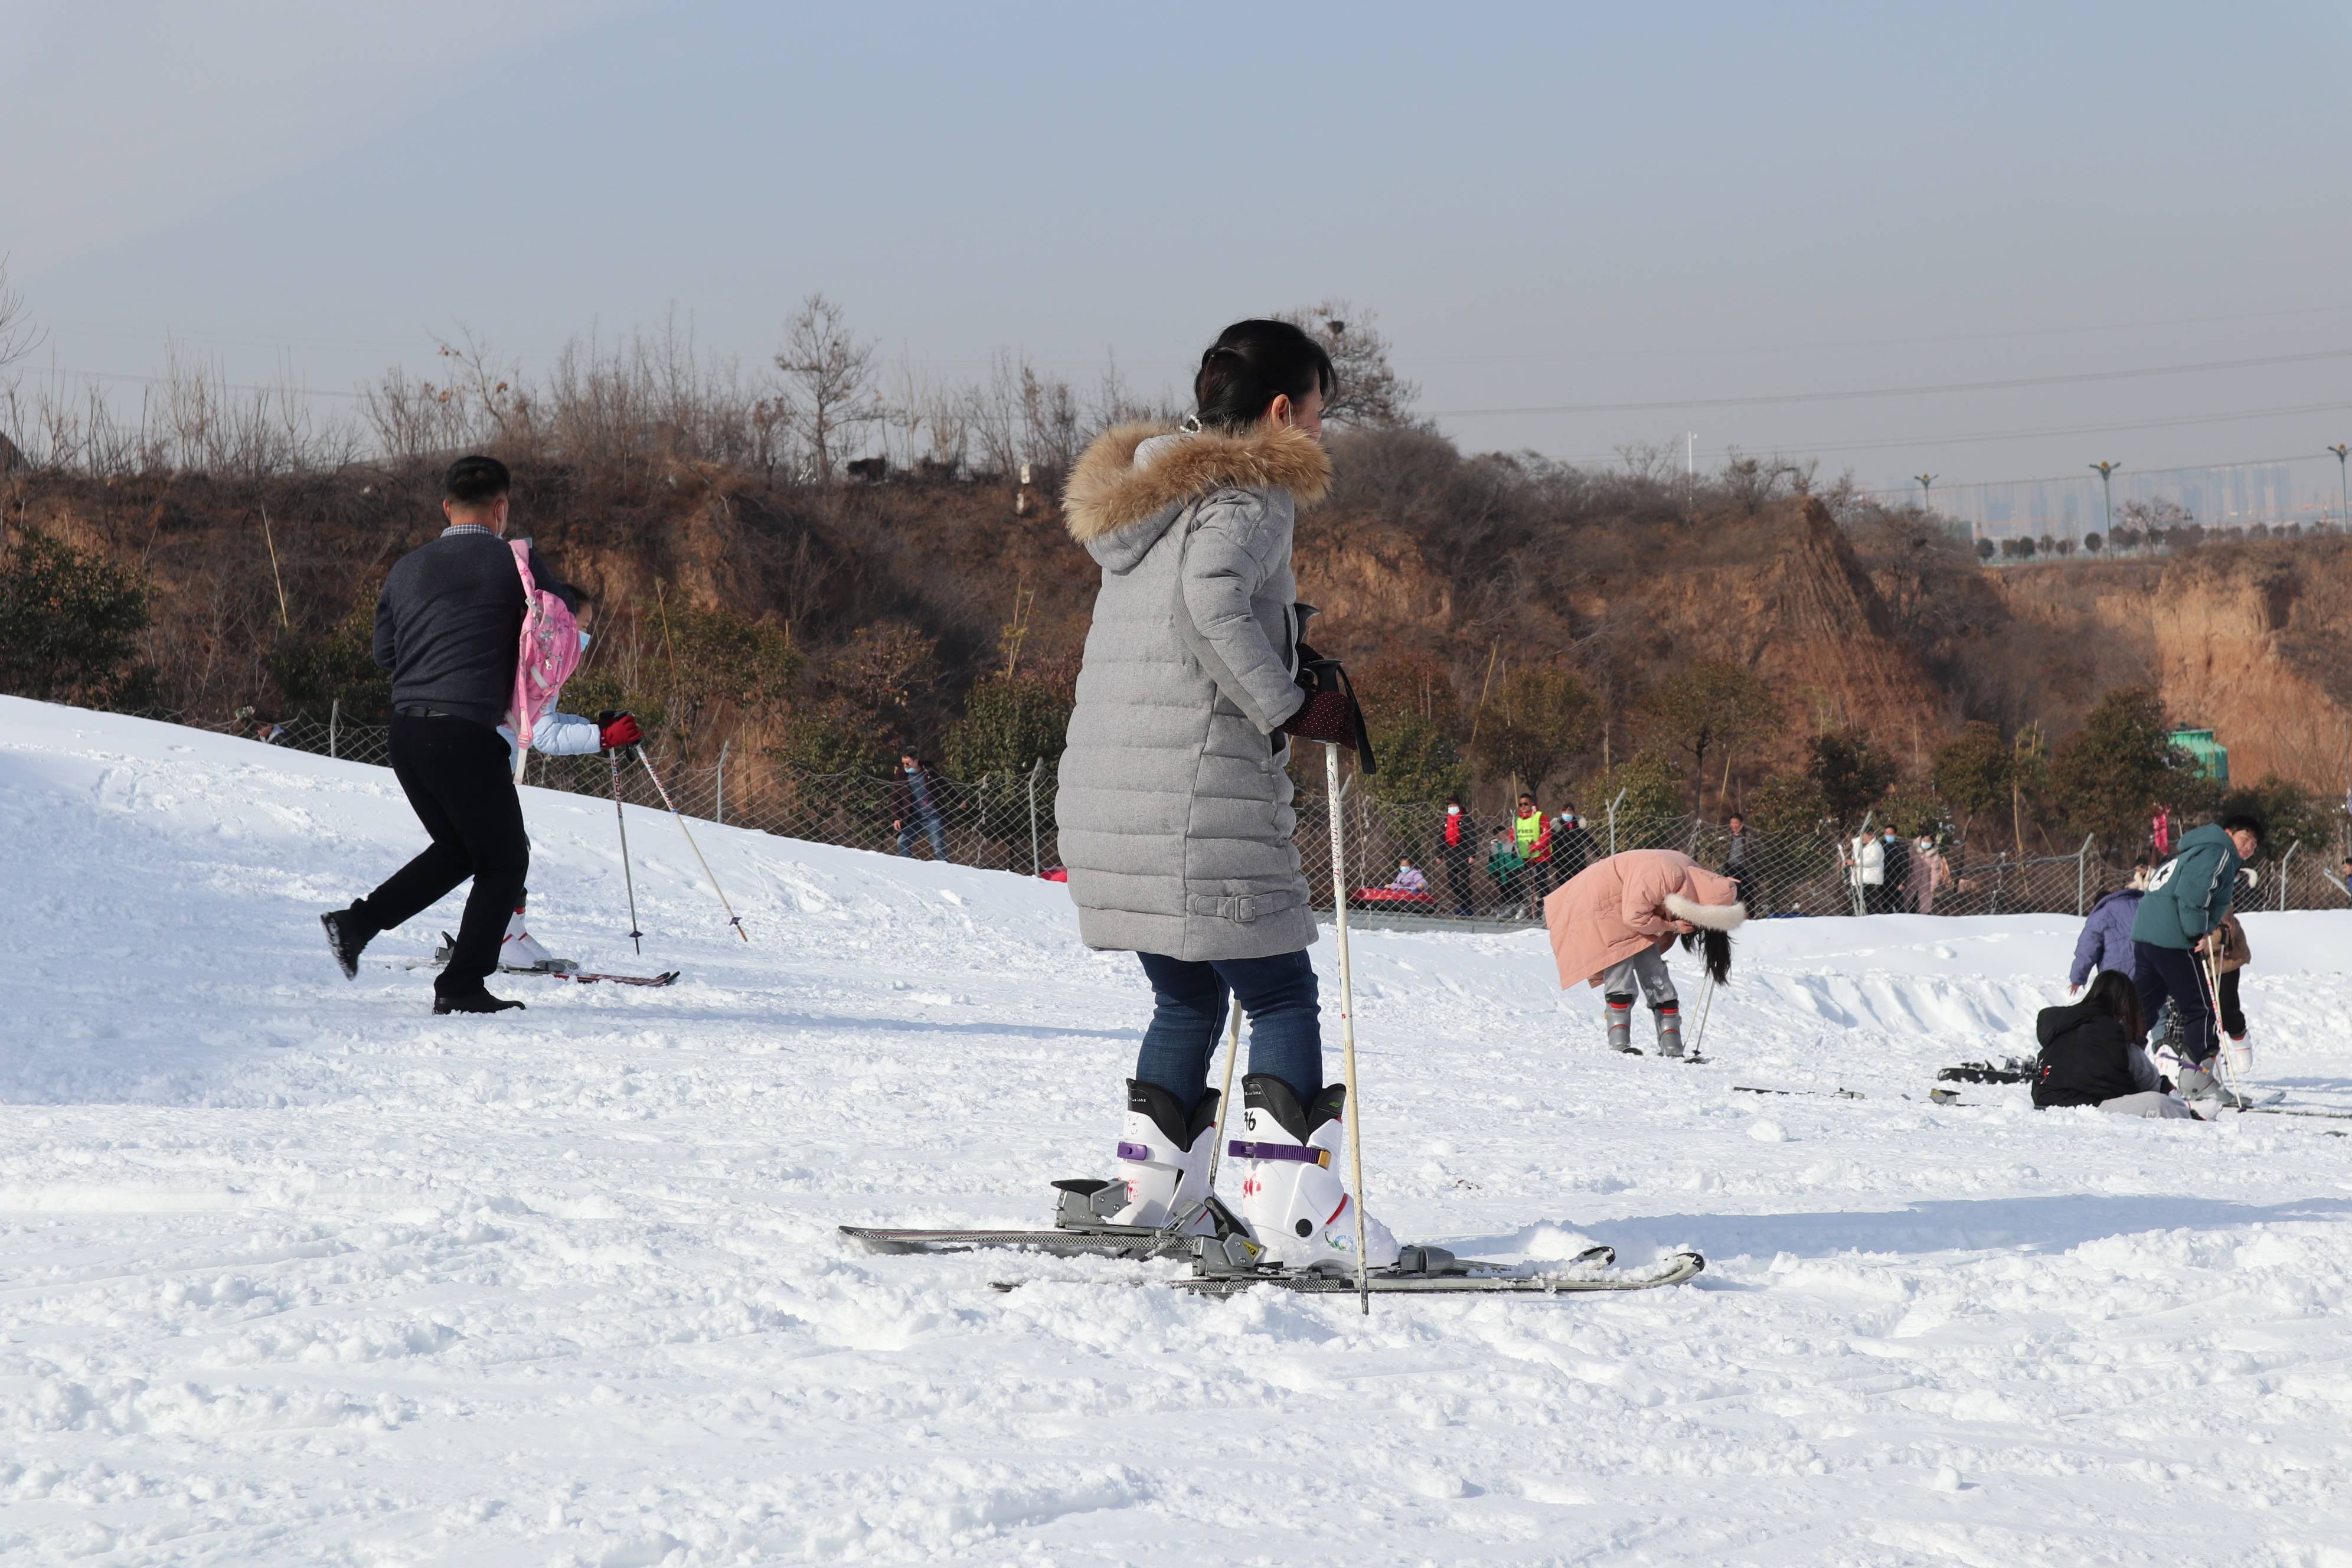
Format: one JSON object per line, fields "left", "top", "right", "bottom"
{"left": 849, "top": 743, "right": 1705, "bottom": 1302}
{"left": 839, "top": 1214, "right": 1706, "bottom": 1298}
{"left": 422, "top": 933, "right": 679, "bottom": 986}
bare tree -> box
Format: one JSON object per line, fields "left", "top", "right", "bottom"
{"left": 1020, "top": 362, "right": 1080, "bottom": 476}
{"left": 1274, "top": 299, "right": 1418, "bottom": 426}
{"left": 776, "top": 293, "right": 877, "bottom": 484}
{"left": 0, "top": 256, "right": 39, "bottom": 377}
{"left": 0, "top": 257, "right": 40, "bottom": 468}
{"left": 963, "top": 350, "right": 1024, "bottom": 477}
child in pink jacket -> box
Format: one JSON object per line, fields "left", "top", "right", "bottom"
{"left": 1544, "top": 849, "right": 1747, "bottom": 1057}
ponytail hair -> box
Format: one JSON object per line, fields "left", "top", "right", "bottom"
{"left": 1679, "top": 927, "right": 1733, "bottom": 986}
{"left": 1194, "top": 319, "right": 1337, "bottom": 434}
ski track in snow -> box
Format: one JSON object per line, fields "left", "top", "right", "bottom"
{"left": 4, "top": 696, "right": 2350, "bottom": 1566}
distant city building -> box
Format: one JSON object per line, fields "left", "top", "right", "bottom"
{"left": 1888, "top": 459, "right": 2336, "bottom": 541}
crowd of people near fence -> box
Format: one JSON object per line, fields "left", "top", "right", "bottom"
{"left": 1334, "top": 794, "right": 2352, "bottom": 925}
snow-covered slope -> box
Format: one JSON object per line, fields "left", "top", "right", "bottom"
{"left": 4, "top": 695, "right": 2349, "bottom": 1566}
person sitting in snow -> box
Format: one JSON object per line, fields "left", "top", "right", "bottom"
{"left": 1543, "top": 848, "right": 1744, "bottom": 1058}
{"left": 2032, "top": 970, "right": 2200, "bottom": 1120}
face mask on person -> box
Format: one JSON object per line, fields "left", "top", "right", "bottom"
{"left": 1448, "top": 805, "right": 1461, "bottom": 815}
{"left": 577, "top": 631, "right": 593, "bottom": 652}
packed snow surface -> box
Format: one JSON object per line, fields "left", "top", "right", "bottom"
{"left": 4, "top": 696, "right": 2351, "bottom": 1566}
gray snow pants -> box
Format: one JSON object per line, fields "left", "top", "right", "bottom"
{"left": 2098, "top": 1092, "right": 2202, "bottom": 1121}
{"left": 1601, "top": 947, "right": 1678, "bottom": 1008}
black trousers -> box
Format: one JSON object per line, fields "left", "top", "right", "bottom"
{"left": 1441, "top": 854, "right": 1474, "bottom": 916}
{"left": 2132, "top": 940, "right": 2216, "bottom": 1064}
{"left": 353, "top": 713, "right": 529, "bottom": 989}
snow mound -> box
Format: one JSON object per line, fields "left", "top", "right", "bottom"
{"left": 5, "top": 695, "right": 2351, "bottom": 1563}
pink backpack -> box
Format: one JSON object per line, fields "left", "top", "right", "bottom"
{"left": 508, "top": 539, "right": 584, "bottom": 781}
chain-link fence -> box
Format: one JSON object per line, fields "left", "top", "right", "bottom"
{"left": 1291, "top": 789, "right": 2352, "bottom": 925}
{"left": 182, "top": 708, "right": 2352, "bottom": 922}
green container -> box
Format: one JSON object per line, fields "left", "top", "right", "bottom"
{"left": 2168, "top": 728, "right": 2230, "bottom": 783}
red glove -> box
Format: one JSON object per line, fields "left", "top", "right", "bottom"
{"left": 1279, "top": 689, "right": 1363, "bottom": 750}
{"left": 597, "top": 711, "right": 642, "bottom": 750}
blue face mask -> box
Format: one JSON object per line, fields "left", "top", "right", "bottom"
{"left": 577, "top": 630, "right": 593, "bottom": 652}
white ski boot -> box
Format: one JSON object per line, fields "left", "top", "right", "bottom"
{"left": 1232, "top": 1074, "right": 1400, "bottom": 1273}
{"left": 1093, "top": 1079, "right": 1220, "bottom": 1227}
{"left": 499, "top": 901, "right": 571, "bottom": 974}
{"left": 2167, "top": 1054, "right": 2223, "bottom": 1103}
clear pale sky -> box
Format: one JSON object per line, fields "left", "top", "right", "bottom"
{"left": 6, "top": 1, "right": 2350, "bottom": 501}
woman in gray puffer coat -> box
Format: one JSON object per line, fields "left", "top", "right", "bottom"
{"left": 1054, "top": 319, "right": 1395, "bottom": 1270}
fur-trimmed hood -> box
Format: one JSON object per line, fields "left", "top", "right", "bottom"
{"left": 1665, "top": 890, "right": 1748, "bottom": 932}
{"left": 1062, "top": 422, "right": 1331, "bottom": 558}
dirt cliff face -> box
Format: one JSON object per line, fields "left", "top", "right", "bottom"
{"left": 1988, "top": 545, "right": 2352, "bottom": 792}
{"left": 2148, "top": 542, "right": 2352, "bottom": 789}
{"left": 15, "top": 450, "right": 2352, "bottom": 801}
{"left": 1298, "top": 492, "right": 1947, "bottom": 778}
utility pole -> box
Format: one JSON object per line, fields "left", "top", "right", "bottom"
{"left": 1684, "top": 432, "right": 1697, "bottom": 508}
{"left": 1915, "top": 473, "right": 1936, "bottom": 512}
{"left": 2090, "top": 460, "right": 2121, "bottom": 550}
{"left": 2331, "top": 444, "right": 2350, "bottom": 533}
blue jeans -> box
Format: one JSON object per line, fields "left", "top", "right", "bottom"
{"left": 896, "top": 812, "right": 947, "bottom": 860}
{"left": 1134, "top": 949, "right": 1322, "bottom": 1113}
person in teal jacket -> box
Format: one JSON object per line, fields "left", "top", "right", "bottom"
{"left": 2130, "top": 814, "right": 2264, "bottom": 1102}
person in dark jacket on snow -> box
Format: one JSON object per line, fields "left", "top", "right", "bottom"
{"left": 891, "top": 752, "right": 949, "bottom": 861}
{"left": 2130, "top": 815, "right": 2263, "bottom": 1103}
{"left": 2070, "top": 884, "right": 2144, "bottom": 991}
{"left": 319, "top": 455, "right": 580, "bottom": 1014}
{"left": 2034, "top": 971, "right": 2200, "bottom": 1120}
{"left": 1438, "top": 797, "right": 1477, "bottom": 916}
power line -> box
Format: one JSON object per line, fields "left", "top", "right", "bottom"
{"left": 1544, "top": 397, "right": 2352, "bottom": 468}
{"left": 1412, "top": 301, "right": 2352, "bottom": 364}
{"left": 1426, "top": 347, "right": 2352, "bottom": 419}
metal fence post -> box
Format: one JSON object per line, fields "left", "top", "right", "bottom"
{"left": 2278, "top": 841, "right": 2298, "bottom": 911}
{"left": 1608, "top": 788, "right": 1626, "bottom": 856}
{"left": 716, "top": 739, "right": 729, "bottom": 825}
{"left": 1027, "top": 757, "right": 1043, "bottom": 875}
{"left": 2076, "top": 833, "right": 2094, "bottom": 916}
{"left": 973, "top": 776, "right": 988, "bottom": 867}
{"left": 329, "top": 698, "right": 338, "bottom": 760}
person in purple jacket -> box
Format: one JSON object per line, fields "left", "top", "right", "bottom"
{"left": 2070, "top": 877, "right": 2146, "bottom": 993}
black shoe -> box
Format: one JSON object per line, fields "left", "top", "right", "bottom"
{"left": 432, "top": 987, "right": 525, "bottom": 1015}
{"left": 321, "top": 909, "right": 366, "bottom": 980}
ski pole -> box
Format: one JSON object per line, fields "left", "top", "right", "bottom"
{"left": 1690, "top": 971, "right": 1717, "bottom": 1061}
{"left": 1203, "top": 994, "right": 1244, "bottom": 1195}
{"left": 638, "top": 748, "right": 749, "bottom": 941}
{"left": 610, "top": 749, "right": 643, "bottom": 955}
{"left": 1322, "top": 741, "right": 1372, "bottom": 1315}
{"left": 2200, "top": 942, "right": 2243, "bottom": 1101}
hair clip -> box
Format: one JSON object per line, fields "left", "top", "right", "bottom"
{"left": 1180, "top": 414, "right": 1203, "bottom": 434}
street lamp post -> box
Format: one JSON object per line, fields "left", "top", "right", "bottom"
{"left": 2331, "top": 444, "right": 2350, "bottom": 533}
{"left": 1915, "top": 472, "right": 1936, "bottom": 511}
{"left": 2090, "top": 460, "right": 2121, "bottom": 551}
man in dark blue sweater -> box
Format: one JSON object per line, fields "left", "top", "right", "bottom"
{"left": 321, "top": 456, "right": 579, "bottom": 1013}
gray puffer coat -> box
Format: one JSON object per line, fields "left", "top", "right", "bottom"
{"left": 1055, "top": 421, "right": 1331, "bottom": 961}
